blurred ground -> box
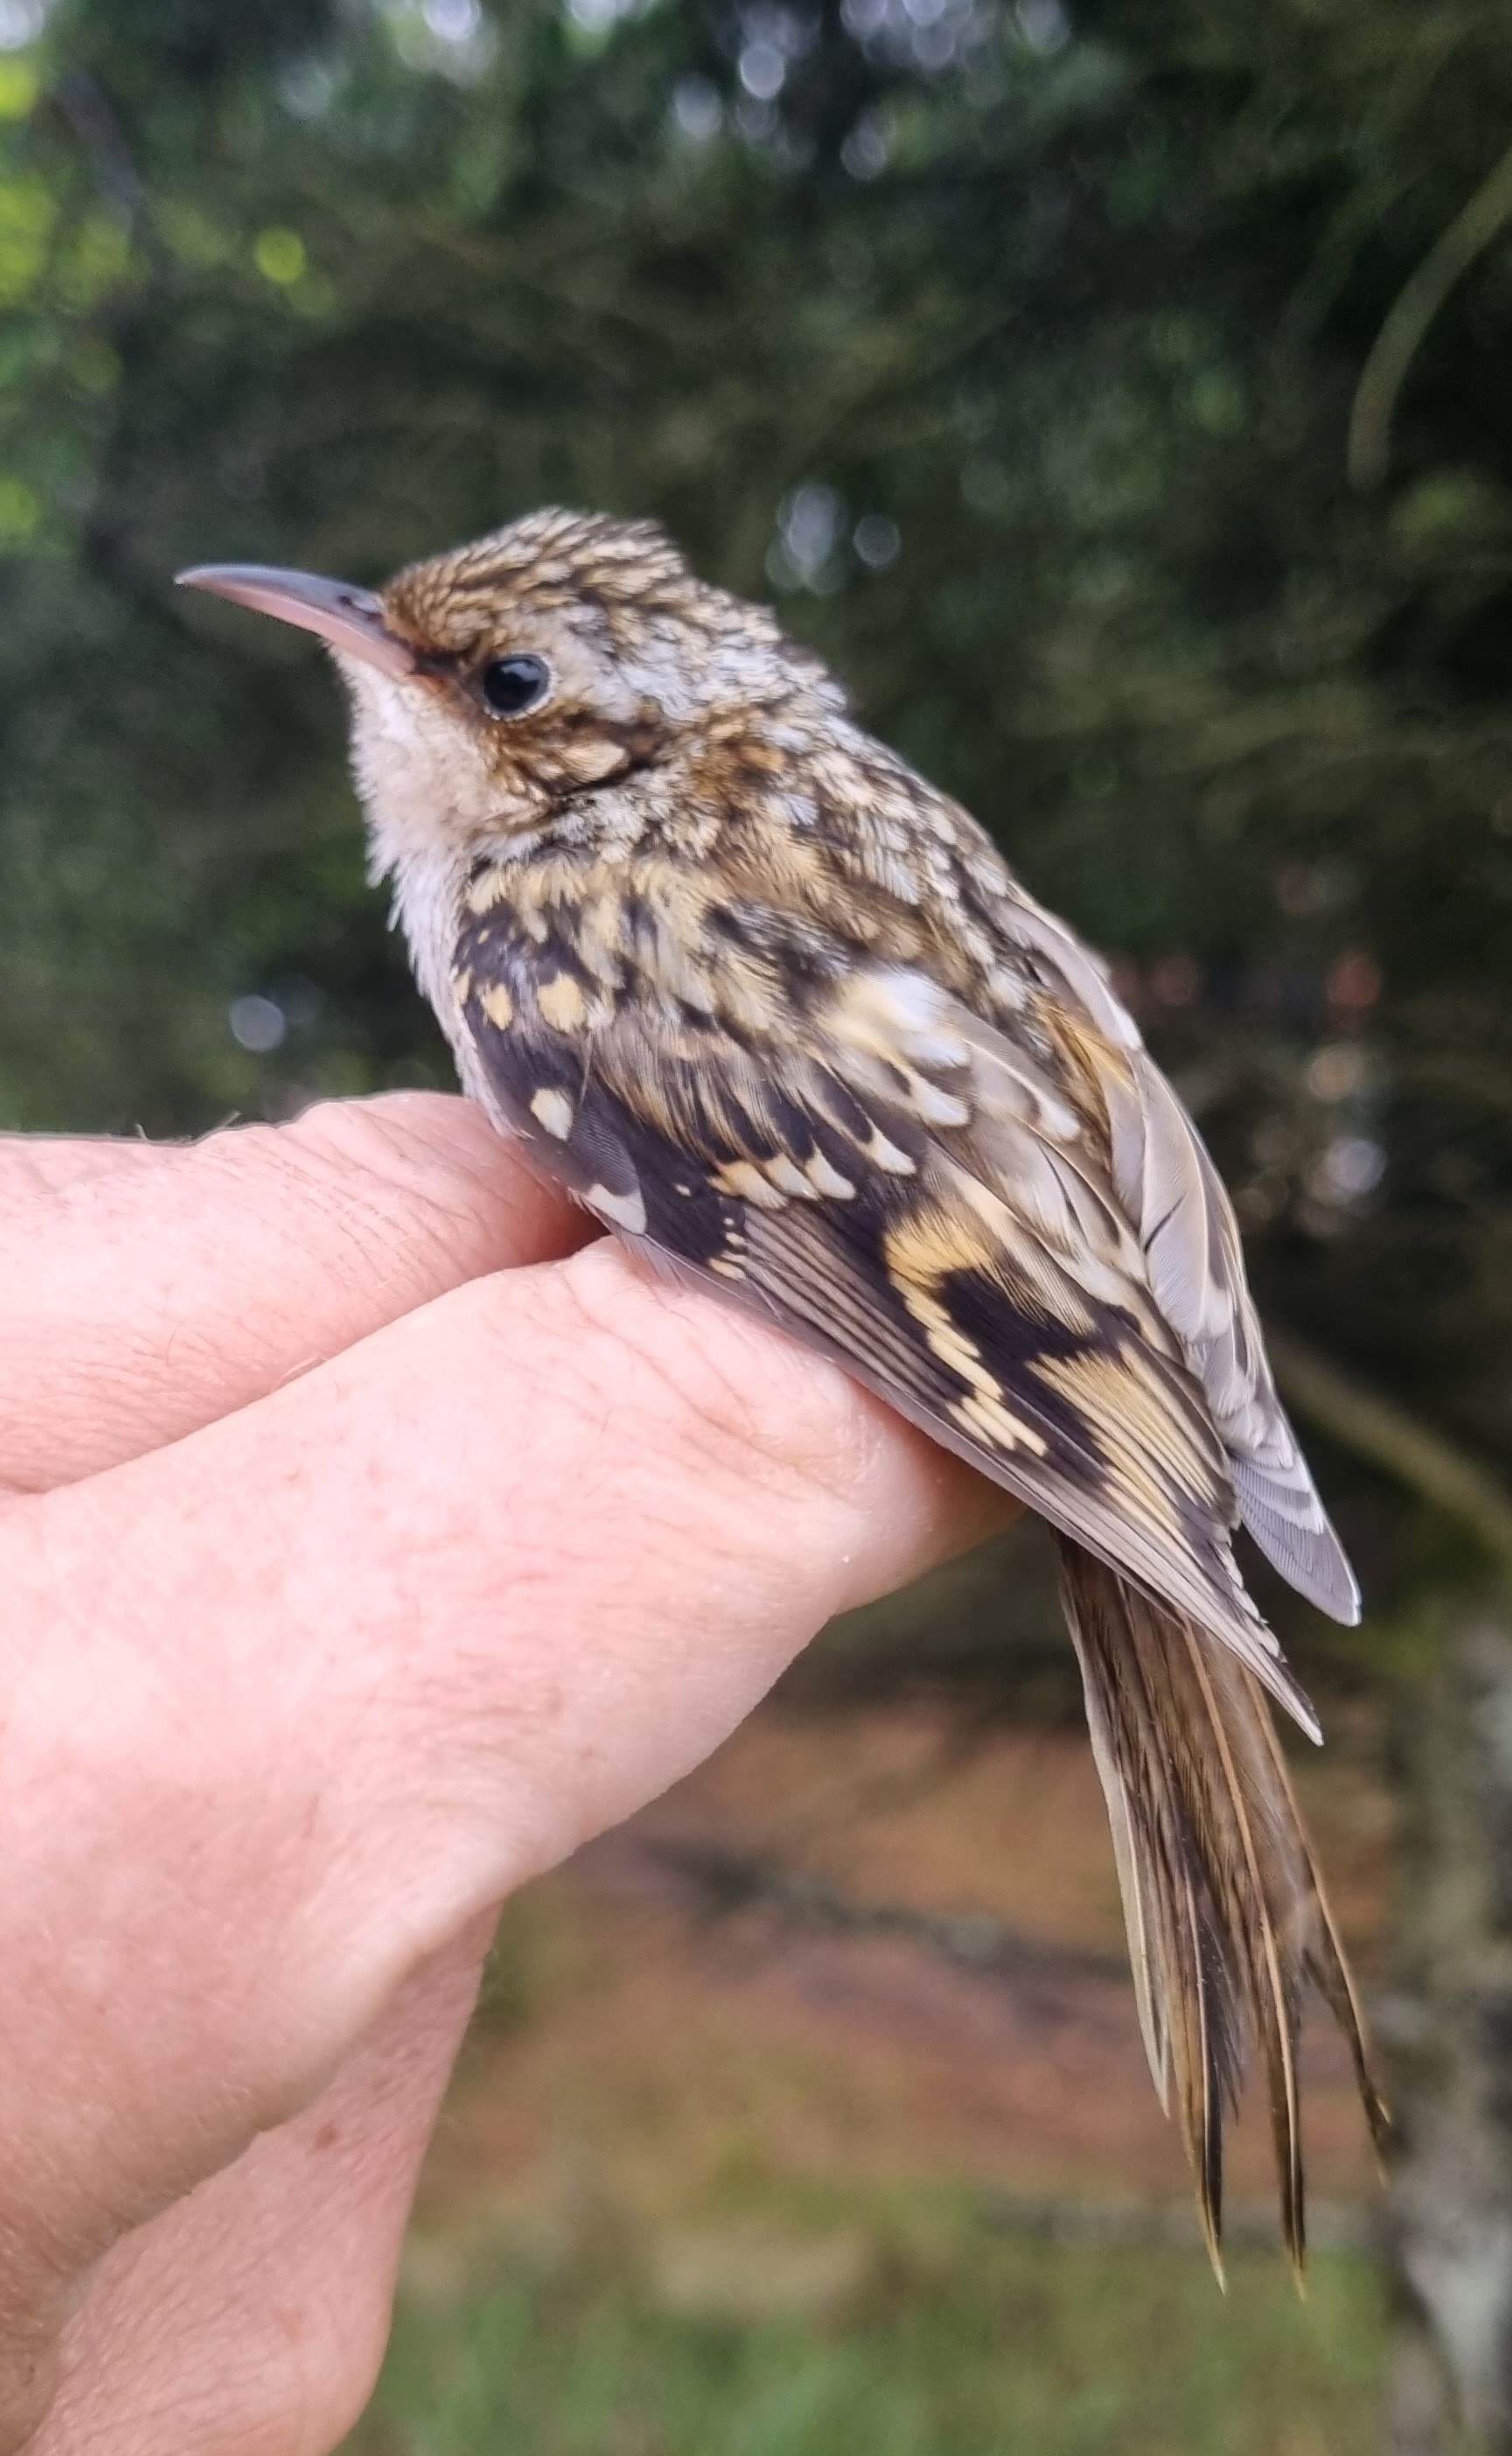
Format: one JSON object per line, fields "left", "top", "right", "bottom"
{"left": 347, "top": 1688, "right": 1395, "bottom": 2452}
{"left": 427, "top": 1701, "right": 1391, "bottom": 2239}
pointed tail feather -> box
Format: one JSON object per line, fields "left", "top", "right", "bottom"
{"left": 1057, "top": 1540, "right": 1390, "bottom": 2276}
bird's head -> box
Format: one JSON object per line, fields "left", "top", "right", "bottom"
{"left": 178, "top": 509, "right": 835, "bottom": 877}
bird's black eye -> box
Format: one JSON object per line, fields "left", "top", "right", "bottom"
{"left": 480, "top": 653, "right": 551, "bottom": 718}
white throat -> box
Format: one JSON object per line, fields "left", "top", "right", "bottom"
{"left": 336, "top": 658, "right": 497, "bottom": 1092}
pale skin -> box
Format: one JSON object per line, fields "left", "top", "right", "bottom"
{"left": 0, "top": 1091, "right": 1008, "bottom": 2453}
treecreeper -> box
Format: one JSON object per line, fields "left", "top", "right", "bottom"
{"left": 179, "top": 509, "right": 1390, "bottom": 2276}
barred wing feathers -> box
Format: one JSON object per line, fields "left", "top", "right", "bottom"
{"left": 456, "top": 923, "right": 1316, "bottom": 1728}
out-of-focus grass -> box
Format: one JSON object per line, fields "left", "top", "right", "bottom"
{"left": 346, "top": 2224, "right": 1383, "bottom": 2455}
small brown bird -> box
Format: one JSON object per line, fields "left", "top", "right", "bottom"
{"left": 179, "top": 511, "right": 1388, "bottom": 2271}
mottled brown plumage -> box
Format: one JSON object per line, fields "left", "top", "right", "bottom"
{"left": 178, "top": 508, "right": 1390, "bottom": 2271}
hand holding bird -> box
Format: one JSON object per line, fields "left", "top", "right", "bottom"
{"left": 0, "top": 1091, "right": 1000, "bottom": 2446}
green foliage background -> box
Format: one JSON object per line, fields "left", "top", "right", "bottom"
{"left": 4, "top": 0, "right": 1512, "bottom": 1626}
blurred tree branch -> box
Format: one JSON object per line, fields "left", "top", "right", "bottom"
{"left": 646, "top": 1836, "right": 1129, "bottom": 1992}
{"left": 1269, "top": 1330, "right": 1512, "bottom": 1576}
{"left": 1349, "top": 135, "right": 1512, "bottom": 491}
{"left": 51, "top": 66, "right": 151, "bottom": 236}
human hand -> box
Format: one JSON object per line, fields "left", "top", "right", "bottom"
{"left": 0, "top": 1092, "right": 1007, "bottom": 2453}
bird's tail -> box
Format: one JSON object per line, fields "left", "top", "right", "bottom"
{"left": 1056, "top": 1538, "right": 1390, "bottom": 2278}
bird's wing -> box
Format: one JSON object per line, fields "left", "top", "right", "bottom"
{"left": 454, "top": 911, "right": 1320, "bottom": 1734}
{"left": 986, "top": 890, "right": 1359, "bottom": 1626}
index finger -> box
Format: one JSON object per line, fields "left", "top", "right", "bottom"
{"left": 0, "top": 1093, "right": 584, "bottom": 1492}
